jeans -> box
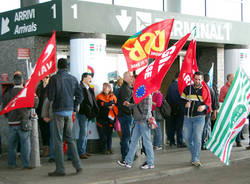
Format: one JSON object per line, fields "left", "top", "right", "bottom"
{"left": 202, "top": 114, "right": 211, "bottom": 147}
{"left": 167, "top": 114, "right": 184, "bottom": 145}
{"left": 183, "top": 115, "right": 205, "bottom": 162}
{"left": 49, "top": 121, "right": 54, "bottom": 159}
{"left": 125, "top": 121, "right": 154, "bottom": 166}
{"left": 8, "top": 125, "right": 31, "bottom": 168}
{"left": 53, "top": 114, "right": 82, "bottom": 173}
{"left": 118, "top": 115, "right": 134, "bottom": 161}
{"left": 153, "top": 120, "right": 162, "bottom": 147}
{"left": 77, "top": 114, "right": 90, "bottom": 155}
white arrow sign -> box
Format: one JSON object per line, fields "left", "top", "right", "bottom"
{"left": 116, "top": 10, "right": 132, "bottom": 32}
{"left": 1, "top": 17, "right": 10, "bottom": 35}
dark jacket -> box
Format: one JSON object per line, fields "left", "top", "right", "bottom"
{"left": 35, "top": 82, "right": 48, "bottom": 117}
{"left": 166, "top": 80, "right": 185, "bottom": 116}
{"left": 78, "top": 83, "right": 99, "bottom": 120}
{"left": 208, "top": 85, "right": 219, "bottom": 112}
{"left": 3, "top": 86, "right": 39, "bottom": 123}
{"left": 48, "top": 69, "right": 83, "bottom": 113}
{"left": 181, "top": 84, "right": 208, "bottom": 117}
{"left": 117, "top": 81, "right": 134, "bottom": 117}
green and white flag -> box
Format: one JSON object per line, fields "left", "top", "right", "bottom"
{"left": 206, "top": 67, "right": 250, "bottom": 165}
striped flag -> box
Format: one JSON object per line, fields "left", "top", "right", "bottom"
{"left": 206, "top": 67, "right": 250, "bottom": 165}
{"left": 208, "top": 63, "right": 214, "bottom": 88}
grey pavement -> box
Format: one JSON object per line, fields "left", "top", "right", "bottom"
{"left": 0, "top": 137, "right": 250, "bottom": 184}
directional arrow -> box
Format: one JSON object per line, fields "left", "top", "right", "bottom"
{"left": 1, "top": 17, "right": 10, "bottom": 35}
{"left": 116, "top": 10, "right": 132, "bottom": 32}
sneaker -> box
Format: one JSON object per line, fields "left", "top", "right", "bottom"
{"left": 76, "top": 168, "right": 83, "bottom": 174}
{"left": 246, "top": 145, "right": 250, "bottom": 150}
{"left": 117, "top": 160, "right": 132, "bottom": 168}
{"left": 140, "top": 162, "right": 155, "bottom": 169}
{"left": 155, "top": 146, "right": 162, "bottom": 151}
{"left": 48, "top": 171, "right": 66, "bottom": 176}
{"left": 192, "top": 161, "right": 202, "bottom": 167}
{"left": 236, "top": 142, "right": 242, "bottom": 147}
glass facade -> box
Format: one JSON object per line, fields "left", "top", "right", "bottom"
{"left": 115, "top": 0, "right": 163, "bottom": 11}
{"left": 243, "top": 0, "right": 250, "bottom": 22}
{"left": 77, "top": 0, "right": 112, "bottom": 5}
{"left": 181, "top": 0, "right": 205, "bottom": 16}
{"left": 206, "top": 0, "right": 241, "bottom": 21}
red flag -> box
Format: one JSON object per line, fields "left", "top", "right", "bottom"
{"left": 122, "top": 19, "right": 174, "bottom": 72}
{"left": 178, "top": 39, "right": 211, "bottom": 112}
{"left": 0, "top": 31, "right": 56, "bottom": 115}
{"left": 133, "top": 33, "right": 191, "bottom": 104}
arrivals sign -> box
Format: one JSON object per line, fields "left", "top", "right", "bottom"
{"left": 0, "top": 1, "right": 62, "bottom": 41}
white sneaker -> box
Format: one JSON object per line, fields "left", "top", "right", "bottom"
{"left": 117, "top": 160, "right": 132, "bottom": 168}
{"left": 140, "top": 162, "right": 155, "bottom": 169}
{"left": 155, "top": 146, "right": 162, "bottom": 151}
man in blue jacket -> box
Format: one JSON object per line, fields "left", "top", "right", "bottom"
{"left": 47, "top": 58, "right": 83, "bottom": 176}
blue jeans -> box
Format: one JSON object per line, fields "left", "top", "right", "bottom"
{"left": 8, "top": 125, "right": 31, "bottom": 168}
{"left": 53, "top": 114, "right": 82, "bottom": 173}
{"left": 183, "top": 115, "right": 205, "bottom": 162}
{"left": 77, "top": 114, "right": 90, "bottom": 155}
{"left": 202, "top": 114, "right": 211, "bottom": 147}
{"left": 118, "top": 115, "right": 133, "bottom": 161}
{"left": 125, "top": 121, "right": 154, "bottom": 166}
{"left": 153, "top": 120, "right": 162, "bottom": 147}
{"left": 49, "top": 121, "right": 54, "bottom": 159}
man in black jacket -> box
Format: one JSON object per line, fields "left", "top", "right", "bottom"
{"left": 47, "top": 58, "right": 83, "bottom": 176}
{"left": 117, "top": 71, "right": 135, "bottom": 163}
{"left": 3, "top": 73, "right": 38, "bottom": 169}
{"left": 77, "top": 72, "right": 99, "bottom": 159}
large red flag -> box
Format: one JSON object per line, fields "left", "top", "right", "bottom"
{"left": 122, "top": 19, "right": 174, "bottom": 72}
{"left": 133, "top": 33, "right": 191, "bottom": 104}
{"left": 178, "top": 39, "right": 211, "bottom": 112}
{"left": 0, "top": 31, "right": 56, "bottom": 115}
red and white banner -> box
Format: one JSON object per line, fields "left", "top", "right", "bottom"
{"left": 0, "top": 31, "right": 56, "bottom": 115}
{"left": 133, "top": 33, "right": 191, "bottom": 104}
{"left": 178, "top": 39, "right": 211, "bottom": 112}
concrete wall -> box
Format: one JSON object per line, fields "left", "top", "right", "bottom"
{"left": 0, "top": 36, "right": 50, "bottom": 149}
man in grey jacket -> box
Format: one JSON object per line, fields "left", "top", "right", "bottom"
{"left": 3, "top": 73, "right": 38, "bottom": 169}
{"left": 117, "top": 95, "right": 154, "bottom": 169}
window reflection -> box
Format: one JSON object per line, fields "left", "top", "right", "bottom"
{"left": 77, "top": 0, "right": 112, "bottom": 4}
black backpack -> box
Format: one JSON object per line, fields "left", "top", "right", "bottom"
{"left": 159, "top": 99, "right": 171, "bottom": 119}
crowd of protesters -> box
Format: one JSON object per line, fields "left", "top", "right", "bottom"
{"left": 1, "top": 58, "right": 250, "bottom": 176}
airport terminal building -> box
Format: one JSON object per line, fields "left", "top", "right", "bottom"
{"left": 0, "top": 0, "right": 250, "bottom": 145}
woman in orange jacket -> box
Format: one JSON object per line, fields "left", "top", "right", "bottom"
{"left": 96, "top": 83, "right": 118, "bottom": 154}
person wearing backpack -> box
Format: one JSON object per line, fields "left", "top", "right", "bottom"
{"left": 166, "top": 72, "right": 185, "bottom": 148}
{"left": 152, "top": 90, "right": 164, "bottom": 150}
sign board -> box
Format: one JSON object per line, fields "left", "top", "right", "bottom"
{"left": 1, "top": 73, "right": 8, "bottom": 82}
{"left": 1, "top": 0, "right": 250, "bottom": 45}
{"left": 18, "top": 48, "right": 30, "bottom": 59}
{"left": 0, "top": 1, "right": 62, "bottom": 41}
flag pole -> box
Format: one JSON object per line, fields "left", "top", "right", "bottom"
{"left": 187, "top": 27, "right": 197, "bottom": 118}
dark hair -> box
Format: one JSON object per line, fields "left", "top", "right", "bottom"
{"left": 204, "top": 73, "right": 210, "bottom": 83}
{"left": 57, "top": 58, "right": 68, "bottom": 69}
{"left": 81, "top": 72, "right": 92, "bottom": 81}
{"left": 13, "top": 74, "right": 23, "bottom": 85}
{"left": 194, "top": 71, "right": 204, "bottom": 78}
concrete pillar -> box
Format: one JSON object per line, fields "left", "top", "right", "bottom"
{"left": 70, "top": 32, "right": 106, "bottom": 153}
{"left": 217, "top": 47, "right": 225, "bottom": 90}
{"left": 166, "top": 0, "right": 181, "bottom": 13}
{"left": 20, "top": 0, "right": 39, "bottom": 7}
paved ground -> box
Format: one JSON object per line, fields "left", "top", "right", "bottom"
{"left": 0, "top": 137, "right": 250, "bottom": 184}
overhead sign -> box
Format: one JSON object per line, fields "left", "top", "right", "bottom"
{"left": 0, "top": 1, "right": 62, "bottom": 41}
{"left": 62, "top": 0, "right": 250, "bottom": 45}
{"left": 18, "top": 48, "right": 30, "bottom": 59}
